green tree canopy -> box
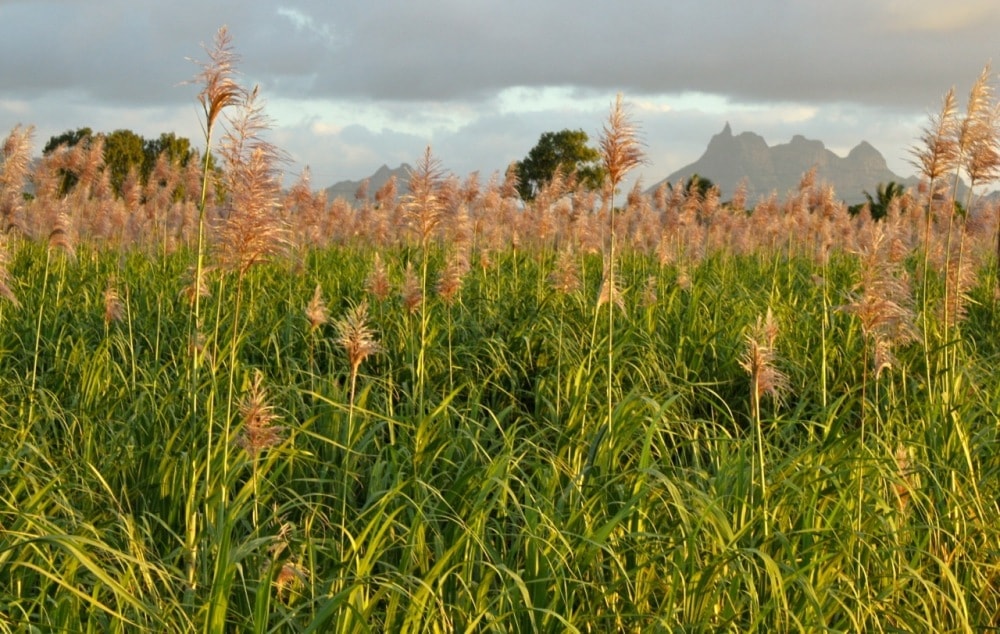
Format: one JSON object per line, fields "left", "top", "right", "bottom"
{"left": 104, "top": 129, "right": 146, "bottom": 194}
{"left": 514, "top": 129, "right": 604, "bottom": 201}
{"left": 42, "top": 127, "right": 93, "bottom": 155}
{"left": 144, "top": 132, "right": 196, "bottom": 175}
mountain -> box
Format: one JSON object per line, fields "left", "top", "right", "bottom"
{"left": 647, "top": 123, "right": 917, "bottom": 205}
{"left": 324, "top": 163, "right": 412, "bottom": 201}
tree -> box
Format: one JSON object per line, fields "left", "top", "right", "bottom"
{"left": 43, "top": 127, "right": 95, "bottom": 194}
{"left": 144, "top": 132, "right": 196, "bottom": 177}
{"left": 514, "top": 129, "right": 604, "bottom": 200}
{"left": 104, "top": 129, "right": 147, "bottom": 195}
{"left": 144, "top": 132, "right": 205, "bottom": 200}
{"left": 43, "top": 128, "right": 202, "bottom": 198}
{"left": 855, "top": 181, "right": 906, "bottom": 221}
{"left": 42, "top": 127, "right": 93, "bottom": 155}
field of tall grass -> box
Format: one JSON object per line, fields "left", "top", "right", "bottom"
{"left": 1, "top": 28, "right": 999, "bottom": 632}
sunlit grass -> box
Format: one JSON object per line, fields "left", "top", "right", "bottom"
{"left": 0, "top": 240, "right": 996, "bottom": 632}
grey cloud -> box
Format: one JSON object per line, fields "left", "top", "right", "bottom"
{"left": 283, "top": 1, "right": 999, "bottom": 108}
{"left": 0, "top": 0, "right": 992, "bottom": 188}
{"left": 4, "top": 1, "right": 996, "bottom": 109}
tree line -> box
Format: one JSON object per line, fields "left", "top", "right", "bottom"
{"left": 39, "top": 124, "right": 906, "bottom": 218}
{"left": 41, "top": 127, "right": 207, "bottom": 198}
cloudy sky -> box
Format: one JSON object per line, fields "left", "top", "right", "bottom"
{"left": 1, "top": 0, "right": 998, "bottom": 190}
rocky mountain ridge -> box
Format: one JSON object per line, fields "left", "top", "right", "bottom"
{"left": 324, "top": 163, "right": 412, "bottom": 202}
{"left": 646, "top": 123, "right": 918, "bottom": 205}
{"left": 324, "top": 125, "right": 930, "bottom": 207}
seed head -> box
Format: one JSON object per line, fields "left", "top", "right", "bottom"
{"left": 549, "top": 248, "right": 581, "bottom": 295}
{"left": 365, "top": 253, "right": 392, "bottom": 302}
{"left": 436, "top": 251, "right": 468, "bottom": 306}
{"left": 597, "top": 255, "right": 625, "bottom": 314}
{"left": 305, "top": 284, "right": 329, "bottom": 332}
{"left": 599, "top": 93, "right": 645, "bottom": 191}
{"left": 190, "top": 26, "right": 244, "bottom": 132}
{"left": 740, "top": 309, "right": 789, "bottom": 403}
{"left": 237, "top": 371, "right": 283, "bottom": 459}
{"left": 400, "top": 261, "right": 422, "bottom": 315}
{"left": 0, "top": 235, "right": 19, "bottom": 308}
{"left": 336, "top": 300, "right": 381, "bottom": 375}
{"left": 104, "top": 277, "right": 124, "bottom": 325}
{"left": 48, "top": 209, "right": 76, "bottom": 260}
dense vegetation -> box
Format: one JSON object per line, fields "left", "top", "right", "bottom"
{"left": 1, "top": 239, "right": 998, "bottom": 632}
{"left": 1, "top": 27, "right": 999, "bottom": 633}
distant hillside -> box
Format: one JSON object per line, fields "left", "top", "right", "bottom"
{"left": 648, "top": 123, "right": 918, "bottom": 205}
{"left": 324, "top": 163, "right": 412, "bottom": 202}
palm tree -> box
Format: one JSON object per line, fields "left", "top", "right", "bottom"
{"left": 861, "top": 181, "right": 905, "bottom": 221}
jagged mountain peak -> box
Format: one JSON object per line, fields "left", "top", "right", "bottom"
{"left": 649, "top": 124, "right": 913, "bottom": 204}
{"left": 850, "top": 140, "right": 879, "bottom": 154}
{"left": 324, "top": 163, "right": 413, "bottom": 201}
